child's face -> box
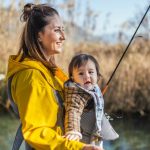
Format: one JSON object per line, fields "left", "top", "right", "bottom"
{"left": 72, "top": 59, "right": 98, "bottom": 90}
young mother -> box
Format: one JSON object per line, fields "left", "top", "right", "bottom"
{"left": 6, "top": 3, "right": 103, "bottom": 150}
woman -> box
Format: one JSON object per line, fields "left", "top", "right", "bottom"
{"left": 6, "top": 3, "right": 103, "bottom": 150}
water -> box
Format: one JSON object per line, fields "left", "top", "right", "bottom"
{"left": 103, "top": 114, "right": 150, "bottom": 150}
{"left": 0, "top": 114, "right": 150, "bottom": 150}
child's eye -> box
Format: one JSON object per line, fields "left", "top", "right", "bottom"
{"left": 89, "top": 71, "right": 94, "bottom": 74}
{"left": 79, "top": 72, "right": 84, "bottom": 75}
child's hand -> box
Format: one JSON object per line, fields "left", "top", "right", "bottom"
{"left": 65, "top": 133, "right": 80, "bottom": 141}
{"left": 64, "top": 131, "right": 82, "bottom": 141}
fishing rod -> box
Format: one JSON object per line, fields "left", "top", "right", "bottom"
{"left": 102, "top": 4, "right": 150, "bottom": 95}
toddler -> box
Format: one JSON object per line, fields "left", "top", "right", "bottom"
{"left": 64, "top": 54, "right": 119, "bottom": 148}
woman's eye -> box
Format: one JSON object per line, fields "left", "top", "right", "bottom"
{"left": 54, "top": 28, "right": 65, "bottom": 33}
{"left": 54, "top": 29, "right": 61, "bottom": 32}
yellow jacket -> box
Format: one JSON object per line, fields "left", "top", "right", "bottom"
{"left": 6, "top": 55, "right": 85, "bottom": 150}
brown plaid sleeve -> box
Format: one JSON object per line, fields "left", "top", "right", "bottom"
{"left": 64, "top": 86, "right": 91, "bottom": 133}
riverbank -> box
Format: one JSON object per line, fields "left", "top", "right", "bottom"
{"left": 0, "top": 113, "right": 150, "bottom": 150}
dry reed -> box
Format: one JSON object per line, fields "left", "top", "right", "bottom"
{"left": 0, "top": 1, "right": 150, "bottom": 114}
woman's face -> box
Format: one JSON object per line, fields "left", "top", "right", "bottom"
{"left": 38, "top": 15, "right": 65, "bottom": 60}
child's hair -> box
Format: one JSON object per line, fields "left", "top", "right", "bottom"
{"left": 68, "top": 53, "right": 101, "bottom": 79}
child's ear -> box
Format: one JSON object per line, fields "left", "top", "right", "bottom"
{"left": 97, "top": 74, "right": 102, "bottom": 81}
{"left": 70, "top": 76, "right": 74, "bottom": 81}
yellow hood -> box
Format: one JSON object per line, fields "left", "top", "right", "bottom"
{"left": 6, "top": 54, "right": 68, "bottom": 90}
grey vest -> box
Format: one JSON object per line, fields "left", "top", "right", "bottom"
{"left": 79, "top": 85, "right": 119, "bottom": 143}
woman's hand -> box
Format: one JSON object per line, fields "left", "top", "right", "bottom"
{"left": 83, "top": 145, "right": 104, "bottom": 150}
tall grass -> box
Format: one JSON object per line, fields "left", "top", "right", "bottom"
{"left": 0, "top": 1, "right": 150, "bottom": 114}
{"left": 61, "top": 41, "right": 150, "bottom": 115}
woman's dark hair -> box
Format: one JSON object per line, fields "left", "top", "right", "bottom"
{"left": 68, "top": 54, "right": 101, "bottom": 79}
{"left": 18, "top": 3, "right": 59, "bottom": 73}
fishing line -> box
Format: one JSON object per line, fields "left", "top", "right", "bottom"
{"left": 101, "top": 4, "right": 150, "bottom": 119}
{"left": 102, "top": 4, "right": 150, "bottom": 95}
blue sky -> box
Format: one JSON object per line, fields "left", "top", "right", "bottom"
{"left": 90, "top": 0, "right": 150, "bottom": 34}
{"left": 68, "top": 0, "right": 149, "bottom": 35}
{"left": 4, "top": 0, "right": 150, "bottom": 35}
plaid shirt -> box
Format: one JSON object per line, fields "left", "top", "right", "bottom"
{"left": 64, "top": 80, "right": 104, "bottom": 140}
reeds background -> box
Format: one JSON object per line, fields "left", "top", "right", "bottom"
{"left": 0, "top": 0, "right": 150, "bottom": 115}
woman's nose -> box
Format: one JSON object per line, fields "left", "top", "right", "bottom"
{"left": 60, "top": 31, "right": 65, "bottom": 41}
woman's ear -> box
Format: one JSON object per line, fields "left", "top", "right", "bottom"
{"left": 38, "top": 32, "right": 42, "bottom": 42}
{"left": 38, "top": 38, "right": 42, "bottom": 42}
